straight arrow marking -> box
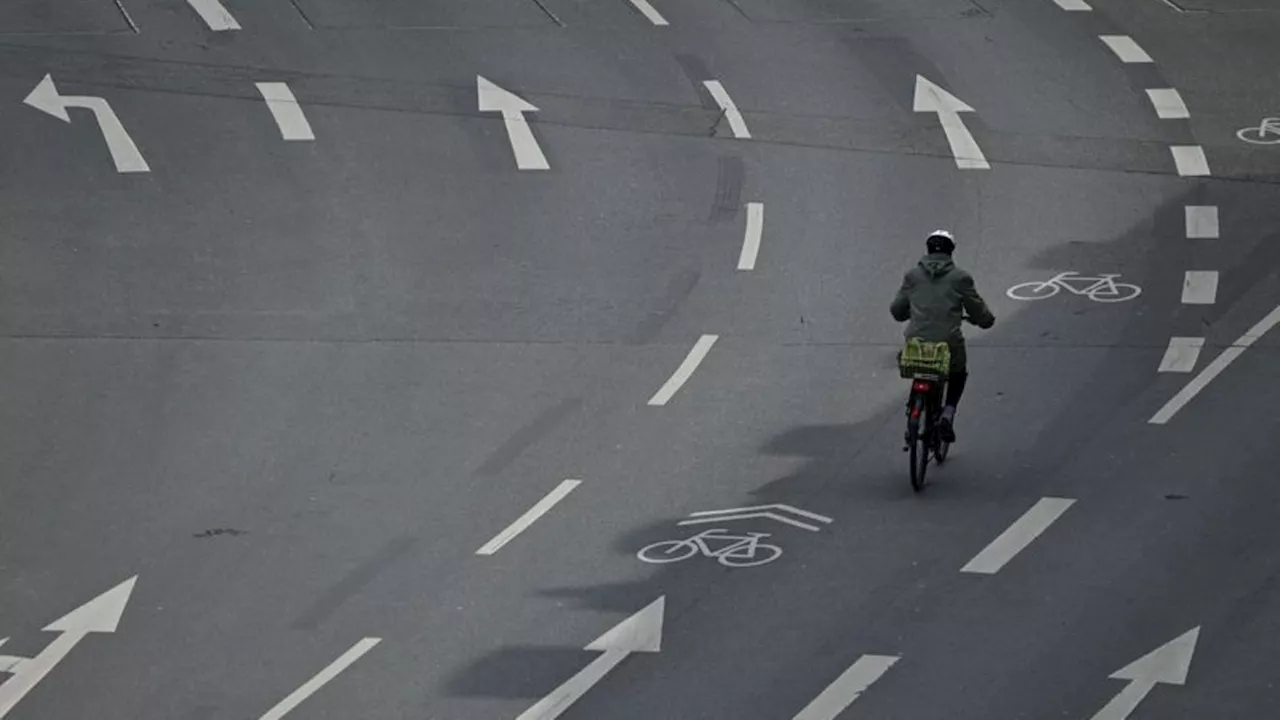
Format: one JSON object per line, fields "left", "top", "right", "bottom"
{"left": 477, "top": 76, "right": 549, "bottom": 171}
{"left": 1090, "top": 627, "right": 1200, "bottom": 720}
{"left": 0, "top": 577, "right": 138, "bottom": 718}
{"left": 792, "top": 655, "right": 899, "bottom": 720}
{"left": 913, "top": 75, "right": 988, "bottom": 170}
{"left": 24, "top": 74, "right": 149, "bottom": 173}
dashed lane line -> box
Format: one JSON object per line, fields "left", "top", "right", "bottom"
{"left": 476, "top": 479, "right": 581, "bottom": 555}
{"left": 648, "top": 334, "right": 718, "bottom": 406}
{"left": 961, "top": 497, "right": 1076, "bottom": 575}
{"left": 259, "top": 638, "right": 381, "bottom": 720}
{"left": 1170, "top": 145, "right": 1211, "bottom": 176}
{"left": 1159, "top": 337, "right": 1205, "bottom": 373}
{"left": 703, "top": 81, "right": 751, "bottom": 139}
{"left": 1100, "top": 35, "right": 1154, "bottom": 63}
{"left": 1185, "top": 206, "right": 1219, "bottom": 239}
{"left": 187, "top": 0, "right": 240, "bottom": 31}
{"left": 626, "top": 0, "right": 669, "bottom": 25}
{"left": 1150, "top": 304, "right": 1280, "bottom": 424}
{"left": 792, "top": 655, "right": 900, "bottom": 720}
{"left": 1181, "top": 271, "right": 1219, "bottom": 305}
{"left": 256, "top": 83, "right": 315, "bottom": 141}
{"left": 738, "top": 202, "right": 764, "bottom": 270}
{"left": 1052, "top": 0, "right": 1092, "bottom": 9}
{"left": 1145, "top": 88, "right": 1190, "bottom": 120}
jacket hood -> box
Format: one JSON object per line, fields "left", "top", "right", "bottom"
{"left": 918, "top": 253, "right": 955, "bottom": 279}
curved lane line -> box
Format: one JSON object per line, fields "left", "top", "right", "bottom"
{"left": 648, "top": 335, "right": 718, "bottom": 406}
{"left": 703, "top": 81, "right": 751, "bottom": 139}
{"left": 1150, "top": 304, "right": 1280, "bottom": 424}
{"left": 737, "top": 202, "right": 764, "bottom": 270}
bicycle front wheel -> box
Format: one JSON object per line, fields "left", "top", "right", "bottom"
{"left": 1006, "top": 281, "right": 1059, "bottom": 301}
{"left": 637, "top": 539, "right": 698, "bottom": 564}
{"left": 1089, "top": 283, "right": 1142, "bottom": 303}
{"left": 718, "top": 543, "right": 783, "bottom": 567}
{"left": 908, "top": 394, "right": 929, "bottom": 492}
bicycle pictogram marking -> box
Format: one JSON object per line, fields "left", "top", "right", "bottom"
{"left": 1237, "top": 117, "right": 1280, "bottom": 145}
{"left": 1006, "top": 272, "right": 1142, "bottom": 303}
{"left": 637, "top": 528, "right": 783, "bottom": 567}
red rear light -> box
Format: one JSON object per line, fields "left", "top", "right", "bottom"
{"left": 912, "top": 381, "right": 932, "bottom": 393}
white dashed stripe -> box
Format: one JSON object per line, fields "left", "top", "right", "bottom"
{"left": 961, "top": 498, "right": 1076, "bottom": 575}
{"left": 1171, "top": 146, "right": 1210, "bottom": 176}
{"left": 1146, "top": 89, "right": 1189, "bottom": 119}
{"left": 1158, "top": 337, "right": 1204, "bottom": 373}
{"left": 648, "top": 335, "right": 718, "bottom": 406}
{"left": 1100, "top": 36, "right": 1153, "bottom": 63}
{"left": 703, "top": 81, "right": 751, "bottom": 139}
{"left": 1181, "top": 271, "right": 1219, "bottom": 304}
{"left": 1053, "top": 0, "right": 1092, "bottom": 9}
{"left": 186, "top": 0, "right": 240, "bottom": 30}
{"left": 1185, "top": 206, "right": 1219, "bottom": 238}
{"left": 627, "top": 0, "right": 669, "bottom": 25}
{"left": 256, "top": 82, "right": 315, "bottom": 141}
{"left": 738, "top": 202, "right": 764, "bottom": 270}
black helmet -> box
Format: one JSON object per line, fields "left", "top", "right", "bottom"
{"left": 926, "top": 229, "right": 956, "bottom": 255}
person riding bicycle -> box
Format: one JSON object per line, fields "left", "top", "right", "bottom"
{"left": 890, "top": 230, "right": 995, "bottom": 442}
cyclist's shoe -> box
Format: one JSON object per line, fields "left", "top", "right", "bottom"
{"left": 939, "top": 406, "right": 957, "bottom": 443}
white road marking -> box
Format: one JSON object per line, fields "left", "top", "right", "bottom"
{"left": 255, "top": 83, "right": 315, "bottom": 141}
{"left": 476, "top": 479, "right": 581, "bottom": 555}
{"left": 913, "top": 75, "right": 989, "bottom": 170}
{"left": 23, "top": 74, "right": 149, "bottom": 174}
{"left": 1150, "top": 304, "right": 1280, "bottom": 424}
{"left": 1184, "top": 206, "right": 1219, "bottom": 239}
{"left": 259, "top": 638, "right": 381, "bottom": 720}
{"left": 1100, "top": 35, "right": 1153, "bottom": 63}
{"left": 1145, "top": 89, "right": 1189, "bottom": 119}
{"left": 738, "top": 202, "right": 764, "bottom": 270}
{"left": 477, "top": 76, "right": 550, "bottom": 171}
{"left": 626, "top": 0, "right": 669, "bottom": 25}
{"left": 1171, "top": 145, "right": 1210, "bottom": 176}
{"left": 792, "top": 655, "right": 899, "bottom": 720}
{"left": 648, "top": 334, "right": 718, "bottom": 406}
{"left": 187, "top": 0, "right": 241, "bottom": 31}
{"left": 1181, "top": 271, "right": 1219, "bottom": 304}
{"left": 703, "top": 81, "right": 751, "bottom": 139}
{"left": 961, "top": 497, "right": 1075, "bottom": 574}
{"left": 1090, "top": 628, "right": 1200, "bottom": 720}
{"left": 1158, "top": 337, "right": 1204, "bottom": 373}
{"left": 1053, "top": 0, "right": 1092, "bottom": 9}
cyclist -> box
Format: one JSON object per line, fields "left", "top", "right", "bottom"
{"left": 890, "top": 230, "right": 995, "bottom": 442}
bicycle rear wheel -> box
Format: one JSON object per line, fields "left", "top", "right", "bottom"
{"left": 908, "top": 393, "right": 929, "bottom": 492}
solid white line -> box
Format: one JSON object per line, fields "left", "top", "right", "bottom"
{"left": 1181, "top": 270, "right": 1219, "bottom": 304}
{"left": 961, "top": 497, "right": 1075, "bottom": 574}
{"left": 1145, "top": 89, "right": 1189, "bottom": 119}
{"left": 476, "top": 480, "right": 581, "bottom": 555}
{"left": 259, "top": 638, "right": 381, "bottom": 720}
{"left": 1171, "top": 146, "right": 1211, "bottom": 176}
{"left": 1185, "top": 206, "right": 1219, "bottom": 238}
{"left": 1053, "top": 0, "right": 1092, "bottom": 9}
{"left": 738, "top": 202, "right": 764, "bottom": 270}
{"left": 1150, "top": 304, "right": 1280, "bottom": 424}
{"left": 187, "top": 0, "right": 241, "bottom": 31}
{"left": 1158, "top": 337, "right": 1204, "bottom": 373}
{"left": 792, "top": 655, "right": 900, "bottom": 720}
{"left": 703, "top": 81, "right": 751, "bottom": 139}
{"left": 256, "top": 83, "right": 315, "bottom": 141}
{"left": 626, "top": 0, "right": 669, "bottom": 25}
{"left": 1100, "top": 35, "right": 1153, "bottom": 63}
{"left": 648, "top": 335, "right": 718, "bottom": 406}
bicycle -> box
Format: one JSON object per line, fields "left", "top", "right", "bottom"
{"left": 636, "top": 528, "right": 782, "bottom": 567}
{"left": 898, "top": 337, "right": 955, "bottom": 492}
{"left": 1006, "top": 272, "right": 1141, "bottom": 303}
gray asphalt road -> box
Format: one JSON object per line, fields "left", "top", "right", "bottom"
{"left": 1, "top": 0, "right": 1278, "bottom": 718}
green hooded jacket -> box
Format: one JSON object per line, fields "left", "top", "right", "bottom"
{"left": 890, "top": 253, "right": 995, "bottom": 342}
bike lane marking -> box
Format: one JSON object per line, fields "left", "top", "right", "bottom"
{"left": 737, "top": 202, "right": 764, "bottom": 270}
{"left": 703, "top": 81, "right": 751, "bottom": 139}
{"left": 1158, "top": 337, "right": 1205, "bottom": 373}
{"left": 1171, "top": 146, "right": 1211, "bottom": 176}
{"left": 476, "top": 479, "right": 581, "bottom": 555}
{"left": 1181, "top": 271, "right": 1219, "bottom": 304}
{"left": 1145, "top": 89, "right": 1190, "bottom": 120}
{"left": 791, "top": 655, "right": 900, "bottom": 720}
{"left": 258, "top": 638, "right": 381, "bottom": 720}
{"left": 1185, "top": 206, "right": 1219, "bottom": 239}
{"left": 960, "top": 497, "right": 1076, "bottom": 574}
{"left": 1150, "top": 304, "right": 1280, "bottom": 424}
{"left": 647, "top": 334, "right": 718, "bottom": 406}
{"left": 1100, "top": 36, "right": 1153, "bottom": 64}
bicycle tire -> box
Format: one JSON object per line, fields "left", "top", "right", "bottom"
{"left": 1089, "top": 282, "right": 1142, "bottom": 303}
{"left": 1006, "top": 281, "right": 1059, "bottom": 301}
{"left": 718, "top": 543, "right": 783, "bottom": 568}
{"left": 908, "top": 393, "right": 928, "bottom": 492}
{"left": 637, "top": 539, "right": 698, "bottom": 564}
